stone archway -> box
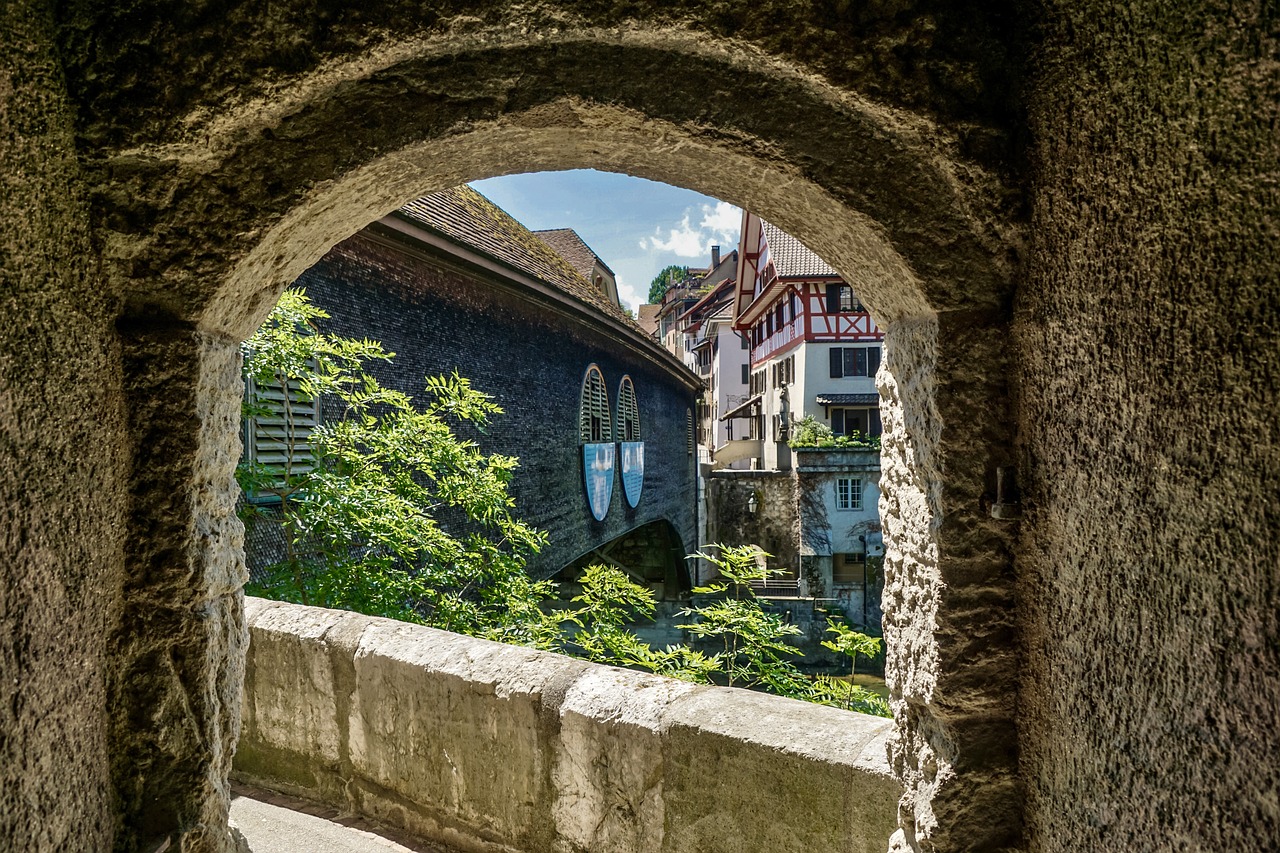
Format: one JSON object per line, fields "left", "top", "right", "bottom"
{"left": 84, "top": 24, "right": 1022, "bottom": 853}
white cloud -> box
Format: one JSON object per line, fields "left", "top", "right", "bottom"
{"left": 639, "top": 214, "right": 707, "bottom": 258}
{"left": 640, "top": 201, "right": 742, "bottom": 259}
{"left": 700, "top": 200, "right": 741, "bottom": 243}
{"left": 615, "top": 275, "right": 644, "bottom": 314}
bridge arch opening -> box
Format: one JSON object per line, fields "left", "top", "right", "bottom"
{"left": 104, "top": 31, "right": 1021, "bottom": 853}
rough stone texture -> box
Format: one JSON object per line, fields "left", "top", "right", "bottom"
{"left": 237, "top": 598, "right": 901, "bottom": 853}
{"left": 113, "top": 330, "right": 249, "bottom": 852}
{"left": 705, "top": 470, "right": 800, "bottom": 576}
{"left": 0, "top": 3, "right": 128, "bottom": 849}
{"left": 9, "top": 2, "right": 1275, "bottom": 851}
{"left": 14, "top": 5, "right": 1023, "bottom": 848}
{"left": 1015, "top": 3, "right": 1280, "bottom": 850}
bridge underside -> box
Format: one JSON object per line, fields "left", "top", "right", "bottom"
{"left": 555, "top": 520, "right": 691, "bottom": 602}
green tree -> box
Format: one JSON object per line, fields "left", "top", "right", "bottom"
{"left": 808, "top": 618, "right": 891, "bottom": 716}
{"left": 566, "top": 564, "right": 722, "bottom": 683}
{"left": 647, "top": 264, "right": 690, "bottom": 303}
{"left": 678, "top": 546, "right": 807, "bottom": 694}
{"left": 239, "top": 289, "right": 560, "bottom": 646}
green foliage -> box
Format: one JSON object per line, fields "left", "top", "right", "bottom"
{"left": 565, "top": 564, "right": 724, "bottom": 683}
{"left": 240, "top": 289, "right": 558, "bottom": 645}
{"left": 240, "top": 301, "right": 889, "bottom": 717}
{"left": 807, "top": 676, "right": 892, "bottom": 717}
{"left": 647, "top": 264, "right": 691, "bottom": 303}
{"left": 822, "top": 618, "right": 883, "bottom": 676}
{"left": 787, "top": 415, "right": 880, "bottom": 450}
{"left": 679, "top": 546, "right": 806, "bottom": 693}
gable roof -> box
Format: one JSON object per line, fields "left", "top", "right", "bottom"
{"left": 533, "top": 228, "right": 616, "bottom": 279}
{"left": 637, "top": 304, "right": 661, "bottom": 336}
{"left": 760, "top": 220, "right": 839, "bottom": 279}
{"left": 396, "top": 187, "right": 635, "bottom": 328}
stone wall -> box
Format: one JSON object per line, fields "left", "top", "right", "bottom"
{"left": 704, "top": 470, "right": 799, "bottom": 576}
{"left": 236, "top": 598, "right": 901, "bottom": 853}
{"left": 1016, "top": 2, "right": 1280, "bottom": 849}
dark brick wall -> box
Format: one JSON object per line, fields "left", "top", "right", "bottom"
{"left": 285, "top": 228, "right": 699, "bottom": 580}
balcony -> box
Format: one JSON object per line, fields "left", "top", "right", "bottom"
{"left": 710, "top": 438, "right": 764, "bottom": 469}
{"left": 236, "top": 598, "right": 899, "bottom": 853}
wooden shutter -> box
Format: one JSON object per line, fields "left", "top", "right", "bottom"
{"left": 580, "top": 365, "right": 612, "bottom": 442}
{"left": 831, "top": 409, "right": 845, "bottom": 435}
{"left": 245, "top": 371, "right": 321, "bottom": 488}
{"left": 870, "top": 407, "right": 883, "bottom": 437}
{"left": 868, "top": 345, "right": 882, "bottom": 377}
{"left": 617, "top": 377, "right": 640, "bottom": 441}
{"left": 826, "top": 284, "right": 840, "bottom": 314}
{"left": 829, "top": 348, "right": 843, "bottom": 378}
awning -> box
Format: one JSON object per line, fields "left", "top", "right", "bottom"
{"left": 720, "top": 394, "right": 763, "bottom": 421}
{"left": 815, "top": 393, "right": 879, "bottom": 406}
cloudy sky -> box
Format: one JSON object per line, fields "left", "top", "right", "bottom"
{"left": 471, "top": 169, "right": 741, "bottom": 312}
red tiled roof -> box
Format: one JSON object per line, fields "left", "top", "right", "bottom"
{"left": 761, "top": 220, "right": 838, "bottom": 278}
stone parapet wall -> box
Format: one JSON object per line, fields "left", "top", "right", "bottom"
{"left": 236, "top": 597, "right": 899, "bottom": 853}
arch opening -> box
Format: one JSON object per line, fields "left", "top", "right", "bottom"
{"left": 104, "top": 33, "right": 1022, "bottom": 853}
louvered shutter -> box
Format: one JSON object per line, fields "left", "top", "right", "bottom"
{"left": 580, "top": 366, "right": 612, "bottom": 443}
{"left": 617, "top": 377, "right": 640, "bottom": 441}
{"left": 245, "top": 371, "right": 321, "bottom": 486}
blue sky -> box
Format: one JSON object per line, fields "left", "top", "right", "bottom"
{"left": 471, "top": 170, "right": 740, "bottom": 312}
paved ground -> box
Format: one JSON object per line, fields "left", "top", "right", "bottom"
{"left": 230, "top": 785, "right": 451, "bottom": 853}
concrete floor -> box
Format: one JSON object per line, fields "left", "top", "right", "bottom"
{"left": 230, "top": 786, "right": 450, "bottom": 853}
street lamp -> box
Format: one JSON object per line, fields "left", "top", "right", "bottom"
{"left": 747, "top": 493, "right": 758, "bottom": 514}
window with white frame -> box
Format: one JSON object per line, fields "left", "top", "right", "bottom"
{"left": 835, "top": 477, "right": 863, "bottom": 511}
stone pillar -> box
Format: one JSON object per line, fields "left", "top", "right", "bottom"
{"left": 110, "top": 325, "right": 248, "bottom": 852}
{"left": 879, "top": 314, "right": 1021, "bottom": 852}
{"left": 0, "top": 2, "right": 129, "bottom": 849}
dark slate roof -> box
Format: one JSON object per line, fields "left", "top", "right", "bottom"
{"left": 533, "top": 228, "right": 615, "bottom": 279}
{"left": 396, "top": 187, "right": 636, "bottom": 328}
{"left": 815, "top": 393, "right": 880, "bottom": 406}
{"left": 761, "top": 220, "right": 838, "bottom": 278}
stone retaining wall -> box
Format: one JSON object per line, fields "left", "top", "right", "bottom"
{"left": 236, "top": 597, "right": 899, "bottom": 853}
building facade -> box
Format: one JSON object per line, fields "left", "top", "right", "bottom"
{"left": 244, "top": 187, "right": 701, "bottom": 591}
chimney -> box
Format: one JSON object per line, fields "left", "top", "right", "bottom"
{"left": 711, "top": 245, "right": 721, "bottom": 267}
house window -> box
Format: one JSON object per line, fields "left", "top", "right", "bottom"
{"left": 833, "top": 552, "right": 865, "bottom": 584}
{"left": 831, "top": 407, "right": 882, "bottom": 438}
{"left": 616, "top": 376, "right": 640, "bottom": 441}
{"left": 825, "top": 283, "right": 864, "bottom": 313}
{"left": 828, "top": 345, "right": 882, "bottom": 378}
{"left": 242, "top": 365, "right": 322, "bottom": 498}
{"left": 579, "top": 364, "right": 612, "bottom": 443}
{"left": 835, "top": 477, "right": 863, "bottom": 511}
